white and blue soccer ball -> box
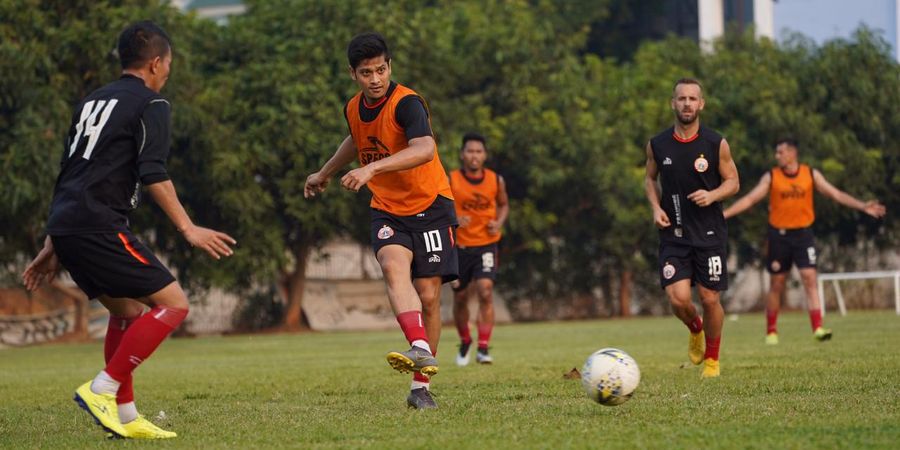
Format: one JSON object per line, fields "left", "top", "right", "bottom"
{"left": 581, "top": 348, "right": 641, "bottom": 406}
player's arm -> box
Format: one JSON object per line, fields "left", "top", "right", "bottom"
{"left": 723, "top": 172, "right": 770, "bottom": 219}
{"left": 687, "top": 139, "right": 740, "bottom": 207}
{"left": 487, "top": 175, "right": 510, "bottom": 235}
{"left": 644, "top": 142, "right": 671, "bottom": 229}
{"left": 305, "top": 135, "right": 357, "bottom": 198}
{"left": 341, "top": 96, "right": 436, "bottom": 192}
{"left": 812, "top": 169, "right": 887, "bottom": 218}
{"left": 138, "top": 99, "right": 236, "bottom": 259}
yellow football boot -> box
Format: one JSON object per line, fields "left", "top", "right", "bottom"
{"left": 813, "top": 327, "right": 833, "bottom": 342}
{"left": 701, "top": 358, "right": 720, "bottom": 378}
{"left": 73, "top": 381, "right": 127, "bottom": 437}
{"left": 689, "top": 330, "right": 705, "bottom": 365}
{"left": 122, "top": 416, "right": 177, "bottom": 439}
{"left": 765, "top": 333, "right": 779, "bottom": 345}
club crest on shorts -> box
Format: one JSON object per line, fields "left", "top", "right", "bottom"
{"left": 662, "top": 263, "right": 676, "bottom": 280}
{"left": 377, "top": 225, "right": 394, "bottom": 240}
{"left": 694, "top": 154, "right": 709, "bottom": 173}
{"left": 770, "top": 260, "right": 781, "bottom": 272}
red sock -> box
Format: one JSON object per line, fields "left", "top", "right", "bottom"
{"left": 105, "top": 314, "right": 141, "bottom": 404}
{"left": 766, "top": 309, "right": 778, "bottom": 335}
{"left": 704, "top": 335, "right": 721, "bottom": 361}
{"left": 686, "top": 315, "right": 703, "bottom": 334}
{"left": 457, "top": 321, "right": 472, "bottom": 345}
{"left": 104, "top": 307, "right": 188, "bottom": 383}
{"left": 809, "top": 309, "right": 822, "bottom": 331}
{"left": 413, "top": 371, "right": 430, "bottom": 384}
{"left": 477, "top": 322, "right": 493, "bottom": 349}
{"left": 396, "top": 311, "right": 428, "bottom": 345}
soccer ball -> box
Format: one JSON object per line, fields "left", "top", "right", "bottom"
{"left": 581, "top": 348, "right": 641, "bottom": 406}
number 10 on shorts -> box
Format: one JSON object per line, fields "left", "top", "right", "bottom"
{"left": 423, "top": 230, "right": 443, "bottom": 252}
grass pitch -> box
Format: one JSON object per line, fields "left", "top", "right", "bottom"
{"left": 1, "top": 311, "right": 898, "bottom": 449}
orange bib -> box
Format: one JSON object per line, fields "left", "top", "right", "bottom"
{"left": 345, "top": 84, "right": 452, "bottom": 216}
{"left": 769, "top": 164, "right": 815, "bottom": 229}
{"left": 450, "top": 169, "right": 500, "bottom": 246}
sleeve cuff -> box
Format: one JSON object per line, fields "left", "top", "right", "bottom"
{"left": 140, "top": 173, "right": 170, "bottom": 185}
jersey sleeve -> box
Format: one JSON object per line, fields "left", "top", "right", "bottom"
{"left": 136, "top": 98, "right": 172, "bottom": 185}
{"left": 395, "top": 95, "right": 433, "bottom": 141}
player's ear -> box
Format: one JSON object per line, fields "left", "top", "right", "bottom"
{"left": 148, "top": 56, "right": 162, "bottom": 74}
{"left": 348, "top": 65, "right": 356, "bottom": 81}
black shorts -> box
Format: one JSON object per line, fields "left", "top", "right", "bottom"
{"left": 370, "top": 196, "right": 459, "bottom": 283}
{"left": 51, "top": 232, "right": 176, "bottom": 300}
{"left": 658, "top": 242, "right": 728, "bottom": 291}
{"left": 766, "top": 226, "right": 816, "bottom": 274}
{"left": 452, "top": 243, "right": 499, "bottom": 291}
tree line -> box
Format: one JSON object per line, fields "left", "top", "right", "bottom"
{"left": 2, "top": 0, "right": 896, "bottom": 327}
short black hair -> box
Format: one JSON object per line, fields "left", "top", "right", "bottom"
{"left": 347, "top": 32, "right": 391, "bottom": 69}
{"left": 775, "top": 137, "right": 799, "bottom": 149}
{"left": 673, "top": 77, "right": 703, "bottom": 95}
{"left": 117, "top": 21, "right": 171, "bottom": 70}
{"left": 461, "top": 132, "right": 487, "bottom": 151}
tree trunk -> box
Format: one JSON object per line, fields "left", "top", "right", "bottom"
{"left": 618, "top": 269, "right": 632, "bottom": 317}
{"left": 282, "top": 244, "right": 311, "bottom": 329}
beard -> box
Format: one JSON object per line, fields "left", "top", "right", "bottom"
{"left": 676, "top": 109, "right": 698, "bottom": 125}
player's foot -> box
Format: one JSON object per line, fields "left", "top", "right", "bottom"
{"left": 387, "top": 345, "right": 439, "bottom": 376}
{"left": 700, "top": 358, "right": 720, "bottom": 378}
{"left": 813, "top": 327, "right": 833, "bottom": 342}
{"left": 73, "top": 381, "right": 127, "bottom": 438}
{"left": 456, "top": 341, "right": 472, "bottom": 366}
{"left": 476, "top": 347, "right": 493, "bottom": 364}
{"left": 120, "top": 416, "right": 177, "bottom": 439}
{"left": 406, "top": 387, "right": 437, "bottom": 409}
{"left": 765, "top": 332, "right": 779, "bottom": 345}
{"left": 689, "top": 331, "right": 705, "bottom": 365}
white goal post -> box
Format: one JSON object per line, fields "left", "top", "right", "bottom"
{"left": 817, "top": 270, "right": 900, "bottom": 317}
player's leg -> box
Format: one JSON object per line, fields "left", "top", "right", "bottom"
{"left": 660, "top": 244, "right": 704, "bottom": 365}
{"left": 799, "top": 268, "right": 831, "bottom": 340}
{"left": 694, "top": 245, "right": 727, "bottom": 378}
{"left": 765, "top": 273, "right": 787, "bottom": 344}
{"left": 451, "top": 248, "right": 474, "bottom": 366}
{"left": 98, "top": 297, "right": 144, "bottom": 424}
{"left": 410, "top": 276, "right": 442, "bottom": 399}
{"left": 474, "top": 278, "right": 495, "bottom": 364}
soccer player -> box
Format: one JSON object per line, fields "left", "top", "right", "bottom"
{"left": 449, "top": 133, "right": 509, "bottom": 366}
{"left": 304, "top": 32, "right": 457, "bottom": 409}
{"left": 723, "top": 138, "right": 886, "bottom": 344}
{"left": 644, "top": 78, "right": 739, "bottom": 378}
{"left": 21, "top": 21, "right": 236, "bottom": 438}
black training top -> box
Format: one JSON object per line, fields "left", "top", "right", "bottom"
{"left": 650, "top": 125, "right": 727, "bottom": 248}
{"left": 47, "top": 75, "right": 171, "bottom": 235}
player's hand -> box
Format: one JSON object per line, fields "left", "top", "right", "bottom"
{"left": 341, "top": 166, "right": 375, "bottom": 192}
{"left": 458, "top": 215, "right": 471, "bottom": 228}
{"left": 22, "top": 239, "right": 60, "bottom": 291}
{"left": 487, "top": 219, "right": 502, "bottom": 235}
{"left": 653, "top": 208, "right": 671, "bottom": 229}
{"left": 304, "top": 171, "right": 330, "bottom": 198}
{"left": 182, "top": 225, "right": 237, "bottom": 260}
{"left": 687, "top": 189, "right": 716, "bottom": 207}
{"left": 863, "top": 200, "right": 886, "bottom": 218}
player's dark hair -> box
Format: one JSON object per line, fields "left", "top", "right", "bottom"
{"left": 673, "top": 77, "right": 704, "bottom": 95}
{"left": 461, "top": 132, "right": 487, "bottom": 151}
{"left": 775, "top": 136, "right": 799, "bottom": 149}
{"left": 348, "top": 32, "right": 391, "bottom": 69}
{"left": 117, "top": 21, "right": 171, "bottom": 70}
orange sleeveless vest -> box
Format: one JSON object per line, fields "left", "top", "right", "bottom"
{"left": 345, "top": 84, "right": 453, "bottom": 216}
{"left": 769, "top": 164, "right": 815, "bottom": 229}
{"left": 450, "top": 169, "right": 500, "bottom": 246}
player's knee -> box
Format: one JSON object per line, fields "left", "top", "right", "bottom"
{"left": 476, "top": 286, "right": 493, "bottom": 304}
{"left": 699, "top": 294, "right": 720, "bottom": 308}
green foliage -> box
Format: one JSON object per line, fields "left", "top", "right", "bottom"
{"left": 1, "top": 1, "right": 897, "bottom": 315}
{"left": 1, "top": 312, "right": 899, "bottom": 448}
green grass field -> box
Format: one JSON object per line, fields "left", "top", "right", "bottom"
{"left": 1, "top": 311, "right": 898, "bottom": 449}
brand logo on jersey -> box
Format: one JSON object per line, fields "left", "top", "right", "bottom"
{"left": 359, "top": 136, "right": 391, "bottom": 165}
{"left": 462, "top": 193, "right": 492, "bottom": 211}
{"left": 770, "top": 260, "right": 781, "bottom": 272}
{"left": 428, "top": 254, "right": 441, "bottom": 263}
{"left": 662, "top": 263, "right": 676, "bottom": 280}
{"left": 662, "top": 157, "right": 672, "bottom": 166}
{"left": 377, "top": 225, "right": 394, "bottom": 240}
{"left": 780, "top": 184, "right": 807, "bottom": 199}
{"left": 694, "top": 154, "right": 709, "bottom": 173}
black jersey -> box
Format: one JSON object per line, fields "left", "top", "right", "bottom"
{"left": 650, "top": 125, "right": 727, "bottom": 248}
{"left": 46, "top": 75, "right": 172, "bottom": 235}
